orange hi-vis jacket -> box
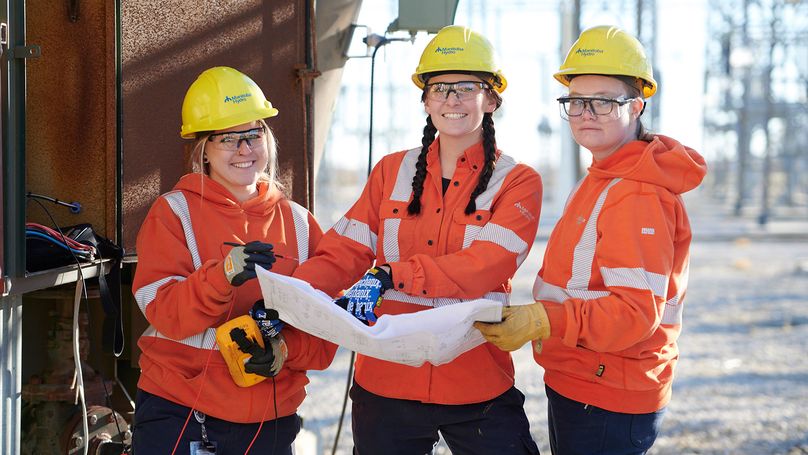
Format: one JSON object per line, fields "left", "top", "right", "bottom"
{"left": 534, "top": 135, "right": 707, "bottom": 414}
{"left": 133, "top": 174, "right": 336, "bottom": 423}
{"left": 294, "top": 139, "right": 542, "bottom": 404}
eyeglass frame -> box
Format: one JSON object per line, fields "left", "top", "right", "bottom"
{"left": 207, "top": 126, "right": 267, "bottom": 151}
{"left": 556, "top": 96, "right": 638, "bottom": 119}
{"left": 424, "top": 80, "right": 492, "bottom": 102}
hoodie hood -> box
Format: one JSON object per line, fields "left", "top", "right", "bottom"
{"left": 588, "top": 135, "right": 707, "bottom": 195}
{"left": 173, "top": 173, "right": 283, "bottom": 216}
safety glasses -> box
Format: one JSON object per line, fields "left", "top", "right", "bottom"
{"left": 424, "top": 81, "right": 490, "bottom": 102}
{"left": 557, "top": 96, "right": 636, "bottom": 120}
{"left": 207, "top": 127, "right": 266, "bottom": 151}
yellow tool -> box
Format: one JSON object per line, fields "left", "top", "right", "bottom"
{"left": 215, "top": 315, "right": 267, "bottom": 387}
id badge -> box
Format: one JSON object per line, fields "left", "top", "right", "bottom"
{"left": 190, "top": 441, "right": 218, "bottom": 455}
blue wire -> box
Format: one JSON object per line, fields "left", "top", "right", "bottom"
{"left": 25, "top": 230, "right": 94, "bottom": 257}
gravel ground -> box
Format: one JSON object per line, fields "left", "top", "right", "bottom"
{"left": 299, "top": 225, "right": 808, "bottom": 454}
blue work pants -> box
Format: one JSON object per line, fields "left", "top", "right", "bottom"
{"left": 546, "top": 385, "right": 665, "bottom": 455}
{"left": 350, "top": 382, "right": 540, "bottom": 455}
{"left": 132, "top": 389, "right": 300, "bottom": 455}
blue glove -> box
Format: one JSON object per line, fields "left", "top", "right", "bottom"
{"left": 249, "top": 300, "right": 285, "bottom": 339}
{"left": 334, "top": 267, "right": 393, "bottom": 325}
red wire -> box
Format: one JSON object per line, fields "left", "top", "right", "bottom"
{"left": 169, "top": 300, "right": 237, "bottom": 455}
{"left": 26, "top": 222, "right": 96, "bottom": 252}
{"left": 243, "top": 376, "right": 277, "bottom": 454}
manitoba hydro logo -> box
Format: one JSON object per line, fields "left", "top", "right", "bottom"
{"left": 434, "top": 46, "right": 464, "bottom": 55}
{"left": 575, "top": 48, "right": 604, "bottom": 57}
{"left": 224, "top": 92, "right": 252, "bottom": 104}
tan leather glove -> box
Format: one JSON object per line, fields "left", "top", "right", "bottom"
{"left": 474, "top": 302, "right": 551, "bottom": 352}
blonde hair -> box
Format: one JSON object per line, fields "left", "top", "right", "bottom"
{"left": 188, "top": 118, "right": 282, "bottom": 188}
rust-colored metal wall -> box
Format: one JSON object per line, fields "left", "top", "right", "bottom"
{"left": 120, "top": 0, "right": 316, "bottom": 256}
{"left": 24, "top": 0, "right": 117, "bottom": 239}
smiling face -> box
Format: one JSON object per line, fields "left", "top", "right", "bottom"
{"left": 566, "top": 75, "right": 644, "bottom": 161}
{"left": 424, "top": 73, "right": 498, "bottom": 149}
{"left": 205, "top": 120, "right": 269, "bottom": 201}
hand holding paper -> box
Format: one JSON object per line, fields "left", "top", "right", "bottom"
{"left": 256, "top": 268, "right": 502, "bottom": 367}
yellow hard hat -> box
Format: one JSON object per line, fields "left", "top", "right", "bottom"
{"left": 180, "top": 66, "right": 279, "bottom": 138}
{"left": 554, "top": 25, "right": 657, "bottom": 98}
{"left": 412, "top": 25, "right": 507, "bottom": 93}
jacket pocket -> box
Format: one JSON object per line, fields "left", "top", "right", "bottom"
{"left": 378, "top": 200, "right": 416, "bottom": 261}
{"left": 449, "top": 207, "right": 492, "bottom": 250}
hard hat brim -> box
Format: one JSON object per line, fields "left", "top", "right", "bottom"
{"left": 181, "top": 106, "right": 278, "bottom": 139}
{"left": 411, "top": 71, "right": 508, "bottom": 93}
{"left": 553, "top": 68, "right": 657, "bottom": 98}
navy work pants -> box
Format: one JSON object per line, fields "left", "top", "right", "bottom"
{"left": 350, "top": 382, "right": 540, "bottom": 455}
{"left": 132, "top": 389, "right": 300, "bottom": 455}
{"left": 546, "top": 385, "right": 665, "bottom": 455}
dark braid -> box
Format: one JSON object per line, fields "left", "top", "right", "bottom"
{"left": 407, "top": 116, "right": 437, "bottom": 215}
{"left": 465, "top": 113, "right": 497, "bottom": 215}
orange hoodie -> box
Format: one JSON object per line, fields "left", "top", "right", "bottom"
{"left": 534, "top": 135, "right": 707, "bottom": 414}
{"left": 294, "top": 139, "right": 542, "bottom": 404}
{"left": 133, "top": 174, "right": 336, "bottom": 423}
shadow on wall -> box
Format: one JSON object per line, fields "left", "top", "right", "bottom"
{"left": 121, "top": 0, "right": 310, "bottom": 254}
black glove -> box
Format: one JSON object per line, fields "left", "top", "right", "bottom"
{"left": 223, "top": 241, "right": 276, "bottom": 287}
{"left": 229, "top": 327, "right": 287, "bottom": 377}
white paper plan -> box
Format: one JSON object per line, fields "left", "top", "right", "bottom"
{"left": 256, "top": 267, "right": 503, "bottom": 367}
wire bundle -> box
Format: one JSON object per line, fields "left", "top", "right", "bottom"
{"left": 25, "top": 222, "right": 97, "bottom": 261}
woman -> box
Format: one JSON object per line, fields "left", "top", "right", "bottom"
{"left": 476, "top": 26, "right": 708, "bottom": 454}
{"left": 292, "top": 26, "right": 543, "bottom": 454}
{"left": 132, "top": 66, "right": 335, "bottom": 454}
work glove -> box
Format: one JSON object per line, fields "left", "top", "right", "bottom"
{"left": 249, "top": 300, "right": 285, "bottom": 339}
{"left": 334, "top": 266, "right": 393, "bottom": 325}
{"left": 474, "top": 302, "right": 551, "bottom": 352}
{"left": 223, "top": 241, "right": 276, "bottom": 287}
{"left": 230, "top": 326, "right": 288, "bottom": 377}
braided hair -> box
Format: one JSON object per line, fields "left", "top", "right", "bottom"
{"left": 407, "top": 74, "right": 502, "bottom": 216}
{"left": 406, "top": 116, "right": 437, "bottom": 215}
{"left": 464, "top": 113, "right": 497, "bottom": 214}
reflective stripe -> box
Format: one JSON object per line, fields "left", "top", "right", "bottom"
{"left": 138, "top": 192, "right": 313, "bottom": 352}
{"left": 600, "top": 267, "right": 668, "bottom": 298}
{"left": 538, "top": 178, "right": 684, "bottom": 327}
{"left": 382, "top": 150, "right": 524, "bottom": 301}
{"left": 473, "top": 154, "right": 516, "bottom": 211}
{"left": 142, "top": 326, "right": 219, "bottom": 350}
{"left": 389, "top": 148, "right": 420, "bottom": 202}
{"left": 476, "top": 223, "right": 528, "bottom": 255}
{"left": 164, "top": 191, "right": 202, "bottom": 269}
{"left": 381, "top": 148, "right": 419, "bottom": 261}
{"left": 661, "top": 294, "right": 683, "bottom": 325}
{"left": 567, "top": 178, "right": 621, "bottom": 290}
{"left": 333, "top": 216, "right": 378, "bottom": 255}
{"left": 563, "top": 178, "right": 585, "bottom": 213}
{"left": 450, "top": 155, "right": 528, "bottom": 266}
{"left": 533, "top": 276, "right": 610, "bottom": 303}
{"left": 461, "top": 225, "right": 484, "bottom": 249}
{"left": 289, "top": 201, "right": 310, "bottom": 264}
{"left": 535, "top": 275, "right": 684, "bottom": 325}
{"left": 385, "top": 290, "right": 509, "bottom": 308}
{"left": 135, "top": 275, "right": 185, "bottom": 313}
{"left": 383, "top": 219, "right": 401, "bottom": 262}
{"left": 662, "top": 261, "right": 688, "bottom": 325}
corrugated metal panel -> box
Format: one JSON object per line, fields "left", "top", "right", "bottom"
{"left": 120, "top": 0, "right": 315, "bottom": 256}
